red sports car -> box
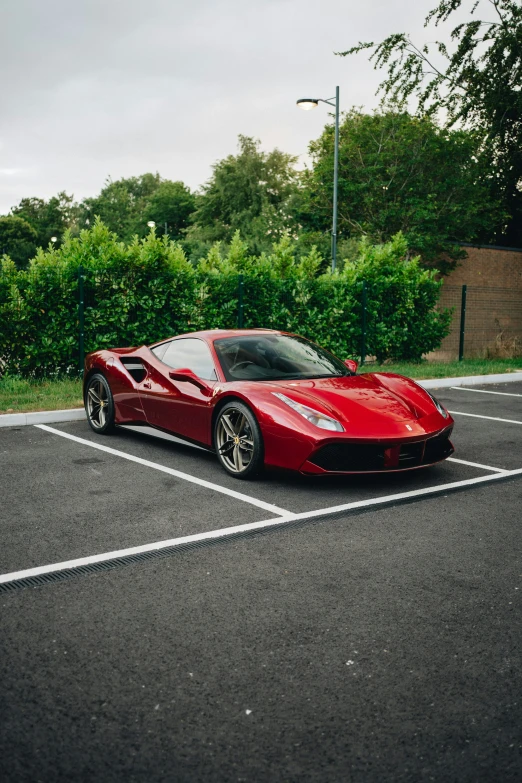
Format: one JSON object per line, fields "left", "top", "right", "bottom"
{"left": 83, "top": 329, "right": 454, "bottom": 479}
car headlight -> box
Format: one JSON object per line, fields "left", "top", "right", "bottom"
{"left": 425, "top": 389, "right": 449, "bottom": 418}
{"left": 272, "top": 392, "right": 344, "bottom": 432}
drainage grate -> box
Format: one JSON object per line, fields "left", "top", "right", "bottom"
{"left": 0, "top": 530, "right": 293, "bottom": 594}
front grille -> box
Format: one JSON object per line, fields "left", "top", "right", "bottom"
{"left": 309, "top": 443, "right": 386, "bottom": 472}
{"left": 399, "top": 441, "right": 424, "bottom": 466}
{"left": 309, "top": 427, "right": 454, "bottom": 473}
{"left": 424, "top": 428, "right": 454, "bottom": 463}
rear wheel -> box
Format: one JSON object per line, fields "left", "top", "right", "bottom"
{"left": 215, "top": 402, "right": 263, "bottom": 479}
{"left": 85, "top": 373, "right": 115, "bottom": 434}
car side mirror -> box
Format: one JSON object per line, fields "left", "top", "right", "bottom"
{"left": 344, "top": 359, "right": 358, "bottom": 374}
{"left": 169, "top": 368, "right": 212, "bottom": 395}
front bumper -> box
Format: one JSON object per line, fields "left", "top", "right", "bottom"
{"left": 300, "top": 426, "right": 454, "bottom": 474}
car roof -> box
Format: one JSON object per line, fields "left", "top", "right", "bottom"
{"left": 151, "top": 329, "right": 288, "bottom": 346}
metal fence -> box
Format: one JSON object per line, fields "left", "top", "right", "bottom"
{"left": 434, "top": 285, "right": 522, "bottom": 361}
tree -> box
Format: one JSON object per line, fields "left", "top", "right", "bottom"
{"left": 187, "top": 135, "right": 300, "bottom": 254}
{"left": 11, "top": 192, "right": 77, "bottom": 248}
{"left": 79, "top": 173, "right": 195, "bottom": 241}
{"left": 338, "top": 0, "right": 522, "bottom": 247}
{"left": 79, "top": 173, "right": 162, "bottom": 240}
{"left": 298, "top": 108, "right": 502, "bottom": 270}
{"left": 144, "top": 180, "right": 196, "bottom": 239}
{"left": 0, "top": 216, "right": 38, "bottom": 269}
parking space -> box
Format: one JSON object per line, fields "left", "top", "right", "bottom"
{"left": 49, "top": 419, "right": 492, "bottom": 512}
{"left": 437, "top": 380, "right": 522, "bottom": 415}
{"left": 0, "top": 425, "right": 281, "bottom": 574}
{"left": 438, "top": 380, "right": 522, "bottom": 417}
{"left": 434, "top": 381, "right": 522, "bottom": 471}
{"left": 1, "top": 379, "right": 522, "bottom": 781}
{"left": 1, "top": 381, "right": 521, "bottom": 582}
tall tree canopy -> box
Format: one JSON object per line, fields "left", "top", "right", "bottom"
{"left": 339, "top": 0, "right": 522, "bottom": 247}
{"left": 187, "top": 135, "right": 300, "bottom": 254}
{"left": 298, "top": 108, "right": 500, "bottom": 270}
{"left": 0, "top": 216, "right": 38, "bottom": 269}
{"left": 80, "top": 173, "right": 195, "bottom": 241}
{"left": 11, "top": 192, "right": 77, "bottom": 250}
{"left": 144, "top": 180, "right": 196, "bottom": 239}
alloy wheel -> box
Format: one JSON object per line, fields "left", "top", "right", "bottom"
{"left": 86, "top": 377, "right": 110, "bottom": 430}
{"left": 216, "top": 407, "right": 255, "bottom": 474}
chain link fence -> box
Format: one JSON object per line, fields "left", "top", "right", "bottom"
{"left": 434, "top": 285, "right": 522, "bottom": 361}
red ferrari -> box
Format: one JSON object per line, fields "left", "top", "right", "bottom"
{"left": 83, "top": 329, "right": 454, "bottom": 479}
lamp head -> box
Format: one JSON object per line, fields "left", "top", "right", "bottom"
{"left": 147, "top": 221, "right": 156, "bottom": 228}
{"left": 297, "top": 98, "right": 319, "bottom": 111}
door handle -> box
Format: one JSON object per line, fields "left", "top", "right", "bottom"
{"left": 142, "top": 381, "right": 151, "bottom": 389}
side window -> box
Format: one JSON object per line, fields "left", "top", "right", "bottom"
{"left": 151, "top": 341, "right": 171, "bottom": 361}
{"left": 161, "top": 338, "right": 217, "bottom": 380}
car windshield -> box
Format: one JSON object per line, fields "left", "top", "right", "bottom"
{"left": 214, "top": 334, "right": 350, "bottom": 382}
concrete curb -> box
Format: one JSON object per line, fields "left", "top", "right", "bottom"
{"left": 1, "top": 371, "right": 521, "bottom": 428}
{"left": 417, "top": 371, "right": 522, "bottom": 389}
{"left": 0, "top": 408, "right": 86, "bottom": 428}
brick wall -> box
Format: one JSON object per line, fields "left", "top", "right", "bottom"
{"left": 430, "top": 245, "right": 522, "bottom": 360}
{"left": 445, "top": 244, "right": 522, "bottom": 289}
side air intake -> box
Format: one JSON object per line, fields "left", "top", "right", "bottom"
{"left": 119, "top": 358, "right": 147, "bottom": 383}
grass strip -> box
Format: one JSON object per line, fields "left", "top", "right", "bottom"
{"left": 359, "top": 358, "right": 522, "bottom": 379}
{"left": 0, "top": 377, "right": 83, "bottom": 414}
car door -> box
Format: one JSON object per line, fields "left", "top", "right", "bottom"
{"left": 138, "top": 338, "right": 217, "bottom": 446}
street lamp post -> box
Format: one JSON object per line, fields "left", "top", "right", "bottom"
{"left": 147, "top": 220, "right": 169, "bottom": 237}
{"left": 297, "top": 86, "right": 340, "bottom": 272}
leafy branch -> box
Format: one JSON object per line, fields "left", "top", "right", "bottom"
{"left": 337, "top": 0, "right": 522, "bottom": 246}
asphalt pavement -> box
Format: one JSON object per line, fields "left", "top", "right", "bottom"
{"left": 1, "top": 380, "right": 521, "bottom": 782}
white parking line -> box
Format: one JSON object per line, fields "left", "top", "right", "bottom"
{"left": 35, "top": 424, "right": 291, "bottom": 517}
{"left": 446, "top": 457, "right": 506, "bottom": 473}
{"left": 450, "top": 387, "right": 522, "bottom": 398}
{"left": 448, "top": 411, "right": 522, "bottom": 425}
{"left": 2, "top": 467, "right": 522, "bottom": 586}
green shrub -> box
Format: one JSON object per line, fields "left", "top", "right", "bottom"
{"left": 340, "top": 233, "right": 451, "bottom": 361}
{"left": 0, "top": 222, "right": 451, "bottom": 377}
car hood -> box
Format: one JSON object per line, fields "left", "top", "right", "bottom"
{"left": 269, "top": 372, "right": 436, "bottom": 425}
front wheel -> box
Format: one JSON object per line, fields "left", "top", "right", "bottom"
{"left": 85, "top": 373, "right": 115, "bottom": 434}
{"left": 214, "top": 402, "right": 263, "bottom": 479}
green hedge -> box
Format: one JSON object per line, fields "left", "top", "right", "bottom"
{"left": 0, "top": 222, "right": 452, "bottom": 377}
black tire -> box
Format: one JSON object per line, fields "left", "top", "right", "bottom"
{"left": 214, "top": 401, "right": 264, "bottom": 479}
{"left": 85, "top": 373, "right": 115, "bottom": 434}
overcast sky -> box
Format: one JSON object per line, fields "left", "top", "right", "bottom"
{"left": 0, "top": 0, "right": 459, "bottom": 213}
